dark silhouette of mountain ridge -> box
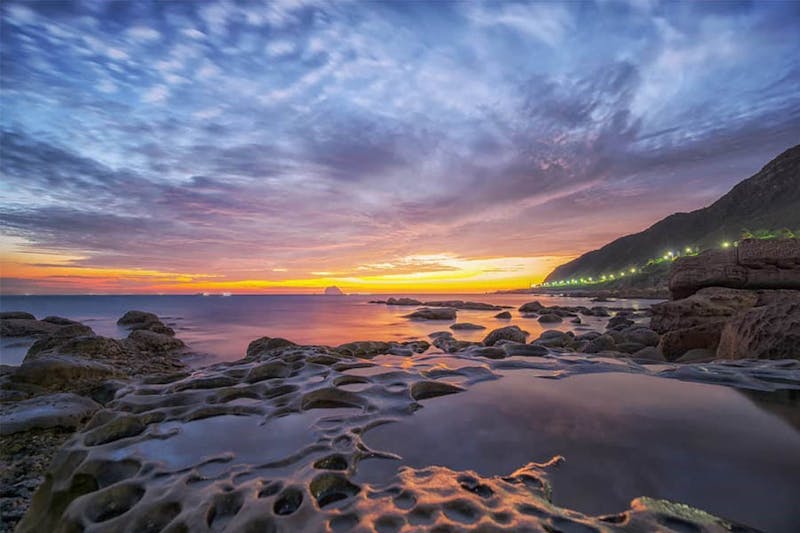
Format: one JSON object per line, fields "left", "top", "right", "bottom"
{"left": 545, "top": 145, "right": 800, "bottom": 283}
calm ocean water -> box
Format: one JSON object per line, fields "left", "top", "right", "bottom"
{"left": 0, "top": 293, "right": 660, "bottom": 366}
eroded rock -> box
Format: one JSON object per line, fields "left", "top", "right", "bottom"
{"left": 404, "top": 307, "right": 457, "bottom": 320}
{"left": 450, "top": 323, "right": 486, "bottom": 330}
{"left": 0, "top": 393, "right": 101, "bottom": 436}
{"left": 717, "top": 301, "right": 800, "bottom": 360}
{"left": 482, "top": 326, "right": 528, "bottom": 346}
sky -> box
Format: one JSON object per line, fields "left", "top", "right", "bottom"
{"left": 1, "top": 0, "right": 799, "bottom": 294}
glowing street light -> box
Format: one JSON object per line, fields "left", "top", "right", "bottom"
{"left": 722, "top": 241, "right": 731, "bottom": 248}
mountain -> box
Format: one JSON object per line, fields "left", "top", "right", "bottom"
{"left": 545, "top": 145, "right": 800, "bottom": 283}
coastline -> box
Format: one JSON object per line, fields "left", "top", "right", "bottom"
{"left": 1, "top": 287, "right": 799, "bottom": 530}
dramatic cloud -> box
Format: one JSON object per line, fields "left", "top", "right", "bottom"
{"left": 1, "top": 0, "right": 799, "bottom": 293}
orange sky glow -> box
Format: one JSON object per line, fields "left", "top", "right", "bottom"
{"left": 0, "top": 241, "right": 575, "bottom": 294}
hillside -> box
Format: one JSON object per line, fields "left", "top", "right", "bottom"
{"left": 545, "top": 145, "right": 800, "bottom": 283}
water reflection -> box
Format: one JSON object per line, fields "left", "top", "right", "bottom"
{"left": 0, "top": 293, "right": 662, "bottom": 364}
{"left": 361, "top": 371, "right": 800, "bottom": 532}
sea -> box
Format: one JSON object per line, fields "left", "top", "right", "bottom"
{"left": 0, "top": 293, "right": 659, "bottom": 366}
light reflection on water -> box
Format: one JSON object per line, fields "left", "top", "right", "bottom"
{"left": 0, "top": 293, "right": 660, "bottom": 365}
{"left": 360, "top": 371, "right": 800, "bottom": 532}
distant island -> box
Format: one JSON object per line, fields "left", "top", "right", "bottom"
{"left": 324, "top": 286, "right": 345, "bottom": 295}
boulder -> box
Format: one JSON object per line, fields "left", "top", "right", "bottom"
{"left": 0, "top": 312, "right": 35, "bottom": 320}
{"left": 403, "top": 308, "right": 457, "bottom": 320}
{"left": 482, "top": 326, "right": 528, "bottom": 346}
{"left": 503, "top": 343, "right": 548, "bottom": 357}
{"left": 386, "top": 297, "right": 423, "bottom": 306}
{"left": 335, "top": 341, "right": 391, "bottom": 358}
{"left": 518, "top": 301, "right": 544, "bottom": 313}
{"left": 450, "top": 323, "right": 486, "bottom": 330}
{"left": 632, "top": 346, "right": 665, "bottom": 362}
{"left": 716, "top": 301, "right": 800, "bottom": 360}
{"left": 334, "top": 341, "right": 431, "bottom": 359}
{"left": 462, "top": 346, "right": 507, "bottom": 359}
{"left": 117, "top": 311, "right": 175, "bottom": 336}
{"left": 583, "top": 334, "right": 616, "bottom": 354}
{"left": 494, "top": 311, "right": 512, "bottom": 319}
{"left": 12, "top": 355, "right": 120, "bottom": 390}
{"left": 27, "top": 335, "right": 126, "bottom": 361}
{"left": 676, "top": 348, "right": 715, "bottom": 363}
{"left": 620, "top": 326, "right": 660, "bottom": 347}
{"left": 533, "top": 330, "right": 574, "bottom": 348}
{"left": 657, "top": 322, "right": 726, "bottom": 361}
{"left": 0, "top": 393, "right": 101, "bottom": 436}
{"left": 431, "top": 333, "right": 479, "bottom": 353}
{"left": 246, "top": 337, "right": 296, "bottom": 358}
{"left": 669, "top": 239, "right": 800, "bottom": 299}
{"left": 616, "top": 342, "right": 646, "bottom": 354}
{"left": 0, "top": 318, "right": 60, "bottom": 338}
{"left": 117, "top": 310, "right": 161, "bottom": 327}
{"left": 537, "top": 313, "right": 562, "bottom": 324}
{"left": 575, "top": 331, "right": 602, "bottom": 341}
{"left": 606, "top": 315, "right": 634, "bottom": 331}
{"left": 41, "top": 316, "right": 81, "bottom": 326}
{"left": 26, "top": 324, "right": 97, "bottom": 358}
{"left": 125, "top": 330, "right": 185, "bottom": 353}
{"left": 650, "top": 287, "right": 758, "bottom": 334}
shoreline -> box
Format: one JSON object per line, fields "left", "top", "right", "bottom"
{"left": 1, "top": 290, "right": 799, "bottom": 531}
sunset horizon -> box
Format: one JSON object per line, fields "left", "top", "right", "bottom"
{"left": 2, "top": 1, "right": 798, "bottom": 295}
{"left": 2, "top": 2, "right": 799, "bottom": 531}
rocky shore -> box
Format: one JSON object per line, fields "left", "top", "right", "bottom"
{"left": 1, "top": 241, "right": 798, "bottom": 531}
{"left": 0, "top": 312, "right": 186, "bottom": 529}
{"left": 652, "top": 238, "right": 800, "bottom": 362}
{"left": 3, "top": 320, "right": 796, "bottom": 532}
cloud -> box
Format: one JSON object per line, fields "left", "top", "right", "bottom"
{"left": 127, "top": 26, "right": 161, "bottom": 42}
{"left": 467, "top": 2, "right": 573, "bottom": 46}
{"left": 266, "top": 39, "right": 296, "bottom": 58}
{"left": 142, "top": 85, "right": 169, "bottom": 103}
{"left": 1, "top": 0, "right": 799, "bottom": 291}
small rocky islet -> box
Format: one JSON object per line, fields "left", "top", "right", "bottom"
{"left": 1, "top": 243, "right": 799, "bottom": 532}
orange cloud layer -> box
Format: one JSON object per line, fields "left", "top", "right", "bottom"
{"left": 0, "top": 252, "right": 574, "bottom": 294}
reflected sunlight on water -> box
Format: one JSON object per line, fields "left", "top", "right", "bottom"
{"left": 0, "top": 293, "right": 662, "bottom": 365}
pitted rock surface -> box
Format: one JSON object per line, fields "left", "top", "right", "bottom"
{"left": 17, "top": 341, "right": 798, "bottom": 532}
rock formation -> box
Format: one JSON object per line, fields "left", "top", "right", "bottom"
{"left": 651, "top": 239, "right": 800, "bottom": 361}
{"left": 669, "top": 238, "right": 800, "bottom": 299}
{"left": 324, "top": 286, "right": 344, "bottom": 295}
{"left": 403, "top": 307, "right": 457, "bottom": 320}
{"left": 0, "top": 311, "right": 188, "bottom": 529}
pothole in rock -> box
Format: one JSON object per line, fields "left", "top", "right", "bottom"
{"left": 273, "top": 486, "right": 303, "bottom": 515}
{"left": 310, "top": 473, "right": 361, "bottom": 508}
